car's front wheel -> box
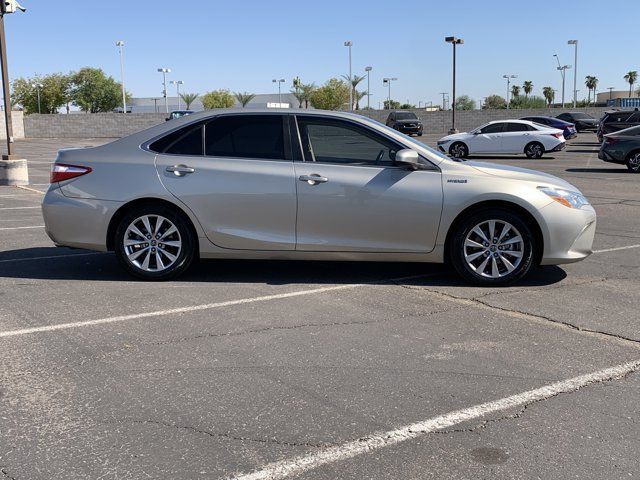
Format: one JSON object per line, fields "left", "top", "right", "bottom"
{"left": 449, "top": 209, "right": 535, "bottom": 286}
{"left": 524, "top": 142, "right": 544, "bottom": 159}
{"left": 114, "top": 204, "right": 196, "bottom": 280}
{"left": 626, "top": 151, "right": 640, "bottom": 173}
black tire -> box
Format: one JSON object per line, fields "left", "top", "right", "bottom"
{"left": 114, "top": 203, "right": 197, "bottom": 281}
{"left": 449, "top": 142, "right": 469, "bottom": 158}
{"left": 524, "top": 142, "right": 544, "bottom": 159}
{"left": 449, "top": 208, "right": 536, "bottom": 286}
{"left": 626, "top": 151, "right": 640, "bottom": 173}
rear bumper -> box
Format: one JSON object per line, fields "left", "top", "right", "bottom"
{"left": 598, "top": 148, "right": 625, "bottom": 164}
{"left": 549, "top": 142, "right": 566, "bottom": 152}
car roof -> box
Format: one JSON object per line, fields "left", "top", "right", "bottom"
{"left": 487, "top": 119, "right": 535, "bottom": 125}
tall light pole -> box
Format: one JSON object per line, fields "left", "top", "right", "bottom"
{"left": 568, "top": 40, "right": 578, "bottom": 108}
{"left": 171, "top": 80, "right": 184, "bottom": 109}
{"left": 344, "top": 41, "right": 353, "bottom": 111}
{"left": 157, "top": 68, "right": 171, "bottom": 113}
{"left": 31, "top": 82, "right": 42, "bottom": 114}
{"left": 503, "top": 75, "right": 517, "bottom": 109}
{"left": 365, "top": 66, "right": 372, "bottom": 109}
{"left": 382, "top": 77, "right": 397, "bottom": 109}
{"left": 272, "top": 79, "right": 285, "bottom": 106}
{"left": 116, "top": 41, "right": 126, "bottom": 113}
{"left": 557, "top": 65, "right": 571, "bottom": 107}
{"left": 445, "top": 36, "right": 463, "bottom": 134}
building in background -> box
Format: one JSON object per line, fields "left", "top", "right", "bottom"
{"left": 128, "top": 93, "right": 304, "bottom": 113}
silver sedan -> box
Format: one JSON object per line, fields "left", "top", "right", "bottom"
{"left": 42, "top": 109, "right": 596, "bottom": 286}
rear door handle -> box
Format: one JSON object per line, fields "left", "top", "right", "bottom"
{"left": 166, "top": 165, "right": 195, "bottom": 176}
{"left": 299, "top": 174, "right": 328, "bottom": 185}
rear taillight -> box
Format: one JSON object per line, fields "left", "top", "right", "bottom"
{"left": 605, "top": 137, "right": 619, "bottom": 145}
{"left": 551, "top": 133, "right": 563, "bottom": 139}
{"left": 50, "top": 163, "right": 92, "bottom": 183}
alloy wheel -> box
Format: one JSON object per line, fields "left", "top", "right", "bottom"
{"left": 463, "top": 220, "right": 524, "bottom": 278}
{"left": 628, "top": 153, "right": 640, "bottom": 172}
{"left": 123, "top": 215, "right": 182, "bottom": 272}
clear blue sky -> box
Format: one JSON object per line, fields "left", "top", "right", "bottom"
{"left": 4, "top": 0, "right": 639, "bottom": 106}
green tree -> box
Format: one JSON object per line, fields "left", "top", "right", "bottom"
{"left": 510, "top": 85, "right": 521, "bottom": 99}
{"left": 399, "top": 103, "right": 415, "bottom": 109}
{"left": 355, "top": 90, "right": 367, "bottom": 110}
{"left": 623, "top": 71, "right": 637, "bottom": 97}
{"left": 584, "top": 76, "right": 598, "bottom": 104}
{"left": 179, "top": 92, "right": 199, "bottom": 110}
{"left": 12, "top": 73, "right": 70, "bottom": 114}
{"left": 522, "top": 81, "right": 533, "bottom": 98}
{"left": 202, "top": 89, "right": 235, "bottom": 109}
{"left": 383, "top": 99, "right": 401, "bottom": 110}
{"left": 70, "top": 67, "right": 127, "bottom": 113}
{"left": 454, "top": 95, "right": 475, "bottom": 110}
{"left": 309, "top": 78, "right": 350, "bottom": 110}
{"left": 234, "top": 91, "right": 255, "bottom": 107}
{"left": 542, "top": 86, "right": 555, "bottom": 107}
{"left": 483, "top": 95, "right": 507, "bottom": 109}
{"left": 509, "top": 95, "right": 547, "bottom": 109}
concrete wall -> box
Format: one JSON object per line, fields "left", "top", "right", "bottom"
{"left": 24, "top": 113, "right": 167, "bottom": 138}
{"left": 0, "top": 111, "right": 25, "bottom": 140}
{"left": 22, "top": 107, "right": 611, "bottom": 139}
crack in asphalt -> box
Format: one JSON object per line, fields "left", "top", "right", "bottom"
{"left": 124, "top": 419, "right": 333, "bottom": 449}
{"left": 0, "top": 467, "right": 17, "bottom": 480}
{"left": 470, "top": 276, "right": 608, "bottom": 300}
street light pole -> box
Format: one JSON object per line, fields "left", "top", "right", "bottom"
{"left": 556, "top": 65, "right": 571, "bottom": 108}
{"left": 365, "top": 66, "right": 372, "bottom": 109}
{"left": 503, "top": 74, "right": 517, "bottom": 109}
{"left": 382, "top": 77, "right": 397, "bottom": 109}
{"left": 171, "top": 80, "right": 184, "bottom": 110}
{"left": 344, "top": 41, "right": 353, "bottom": 111}
{"left": 116, "top": 41, "right": 126, "bottom": 113}
{"left": 157, "top": 68, "right": 171, "bottom": 113}
{"left": 0, "top": 15, "right": 14, "bottom": 156}
{"left": 445, "top": 36, "right": 463, "bottom": 134}
{"left": 31, "top": 83, "right": 42, "bottom": 114}
{"left": 272, "top": 79, "right": 285, "bottom": 106}
{"left": 568, "top": 40, "right": 578, "bottom": 108}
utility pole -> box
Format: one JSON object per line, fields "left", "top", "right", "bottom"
{"left": 365, "top": 66, "right": 372, "bottom": 109}
{"left": 439, "top": 92, "right": 447, "bottom": 110}
{"left": 568, "top": 40, "right": 578, "bottom": 108}
{"left": 503, "top": 74, "right": 517, "bottom": 109}
{"left": 445, "top": 36, "right": 463, "bottom": 133}
{"left": 116, "top": 41, "right": 126, "bottom": 113}
{"left": 344, "top": 41, "right": 353, "bottom": 111}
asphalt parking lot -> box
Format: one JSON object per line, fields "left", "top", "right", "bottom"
{"left": 1, "top": 133, "right": 639, "bottom": 479}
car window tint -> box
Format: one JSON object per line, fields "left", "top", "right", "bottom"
{"left": 629, "top": 112, "right": 640, "bottom": 122}
{"left": 205, "top": 115, "right": 285, "bottom": 160}
{"left": 622, "top": 125, "right": 640, "bottom": 136}
{"left": 165, "top": 126, "right": 203, "bottom": 155}
{"left": 607, "top": 112, "right": 632, "bottom": 123}
{"left": 149, "top": 123, "right": 203, "bottom": 154}
{"left": 480, "top": 123, "right": 504, "bottom": 134}
{"left": 504, "top": 123, "right": 531, "bottom": 132}
{"left": 296, "top": 116, "right": 402, "bottom": 166}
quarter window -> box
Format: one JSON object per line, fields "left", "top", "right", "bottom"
{"left": 504, "top": 123, "right": 532, "bottom": 132}
{"left": 205, "top": 115, "right": 285, "bottom": 160}
{"left": 149, "top": 123, "right": 204, "bottom": 155}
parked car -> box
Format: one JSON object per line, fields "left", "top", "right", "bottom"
{"left": 166, "top": 110, "right": 194, "bottom": 121}
{"left": 385, "top": 111, "right": 423, "bottom": 136}
{"left": 598, "top": 125, "right": 640, "bottom": 173}
{"left": 597, "top": 109, "right": 640, "bottom": 142}
{"left": 437, "top": 120, "right": 565, "bottom": 159}
{"left": 43, "top": 110, "right": 595, "bottom": 286}
{"left": 556, "top": 112, "right": 598, "bottom": 132}
{"left": 520, "top": 116, "right": 577, "bottom": 139}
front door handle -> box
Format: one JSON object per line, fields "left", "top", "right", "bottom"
{"left": 299, "top": 174, "right": 329, "bottom": 185}
{"left": 166, "top": 165, "right": 195, "bottom": 177}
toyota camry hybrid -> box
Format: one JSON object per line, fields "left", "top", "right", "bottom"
{"left": 42, "top": 110, "right": 596, "bottom": 286}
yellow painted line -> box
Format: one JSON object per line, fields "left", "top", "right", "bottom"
{"left": 15, "top": 185, "right": 45, "bottom": 195}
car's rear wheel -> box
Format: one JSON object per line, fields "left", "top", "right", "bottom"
{"left": 449, "top": 142, "right": 468, "bottom": 158}
{"left": 626, "top": 151, "right": 640, "bottom": 173}
{"left": 115, "top": 204, "right": 196, "bottom": 280}
{"left": 524, "top": 142, "right": 544, "bottom": 159}
{"left": 449, "top": 209, "right": 535, "bottom": 286}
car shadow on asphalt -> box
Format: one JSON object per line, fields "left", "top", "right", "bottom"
{"left": 465, "top": 155, "right": 557, "bottom": 161}
{"left": 0, "top": 247, "right": 567, "bottom": 288}
{"left": 565, "top": 168, "right": 629, "bottom": 174}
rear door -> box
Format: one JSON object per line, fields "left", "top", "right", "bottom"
{"left": 502, "top": 122, "right": 533, "bottom": 153}
{"left": 154, "top": 114, "right": 297, "bottom": 250}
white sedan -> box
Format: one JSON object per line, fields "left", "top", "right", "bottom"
{"left": 437, "top": 120, "right": 566, "bottom": 159}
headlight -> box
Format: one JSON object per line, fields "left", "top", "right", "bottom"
{"left": 538, "top": 186, "right": 590, "bottom": 209}
{"left": 437, "top": 140, "right": 450, "bottom": 145}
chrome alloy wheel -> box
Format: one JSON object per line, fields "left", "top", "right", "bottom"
{"left": 123, "top": 215, "right": 182, "bottom": 272}
{"left": 526, "top": 143, "right": 543, "bottom": 158}
{"left": 628, "top": 153, "right": 640, "bottom": 172}
{"left": 463, "top": 220, "right": 524, "bottom": 278}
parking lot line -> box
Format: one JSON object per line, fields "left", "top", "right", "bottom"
{"left": 0, "top": 206, "right": 41, "bottom": 210}
{"left": 0, "top": 225, "right": 45, "bottom": 231}
{"left": 593, "top": 244, "right": 640, "bottom": 253}
{"left": 227, "top": 359, "right": 640, "bottom": 480}
{"left": 15, "top": 185, "right": 46, "bottom": 194}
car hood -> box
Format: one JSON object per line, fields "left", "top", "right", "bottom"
{"left": 464, "top": 161, "right": 578, "bottom": 190}
{"left": 438, "top": 132, "right": 469, "bottom": 142}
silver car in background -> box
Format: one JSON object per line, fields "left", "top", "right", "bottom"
{"left": 42, "top": 109, "right": 596, "bottom": 286}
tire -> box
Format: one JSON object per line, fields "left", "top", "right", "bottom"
{"left": 626, "top": 151, "right": 640, "bottom": 173}
{"left": 114, "top": 203, "right": 197, "bottom": 280}
{"left": 524, "top": 142, "right": 544, "bottom": 159}
{"left": 449, "top": 209, "right": 535, "bottom": 286}
{"left": 449, "top": 142, "right": 469, "bottom": 158}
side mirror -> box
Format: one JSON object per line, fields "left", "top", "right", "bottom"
{"left": 395, "top": 149, "right": 421, "bottom": 170}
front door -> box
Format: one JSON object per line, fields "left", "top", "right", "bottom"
{"left": 468, "top": 122, "right": 505, "bottom": 153}
{"left": 293, "top": 115, "right": 443, "bottom": 253}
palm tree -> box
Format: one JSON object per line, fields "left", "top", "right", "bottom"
{"left": 291, "top": 90, "right": 305, "bottom": 108}
{"left": 299, "top": 83, "right": 316, "bottom": 109}
{"left": 584, "top": 76, "right": 598, "bottom": 104}
{"left": 234, "top": 92, "right": 255, "bottom": 108}
{"left": 354, "top": 90, "right": 367, "bottom": 110}
{"left": 179, "top": 92, "right": 199, "bottom": 110}
{"left": 511, "top": 85, "right": 521, "bottom": 99}
{"left": 342, "top": 74, "right": 366, "bottom": 109}
{"left": 542, "top": 86, "right": 555, "bottom": 107}
{"left": 522, "top": 81, "right": 533, "bottom": 98}
{"left": 624, "top": 71, "right": 638, "bottom": 97}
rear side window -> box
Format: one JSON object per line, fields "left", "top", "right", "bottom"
{"left": 205, "top": 115, "right": 285, "bottom": 160}
{"left": 149, "top": 123, "right": 203, "bottom": 155}
{"left": 605, "top": 112, "right": 633, "bottom": 123}
{"left": 504, "top": 123, "right": 532, "bottom": 132}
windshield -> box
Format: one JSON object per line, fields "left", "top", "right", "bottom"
{"left": 570, "top": 113, "right": 592, "bottom": 119}
{"left": 617, "top": 125, "right": 640, "bottom": 136}
{"left": 394, "top": 112, "right": 418, "bottom": 120}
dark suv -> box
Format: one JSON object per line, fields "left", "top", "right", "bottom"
{"left": 385, "top": 111, "right": 423, "bottom": 136}
{"left": 556, "top": 112, "right": 598, "bottom": 132}
{"left": 597, "top": 110, "right": 640, "bottom": 142}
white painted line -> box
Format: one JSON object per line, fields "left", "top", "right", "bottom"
{"left": 228, "top": 359, "right": 640, "bottom": 480}
{"left": 0, "top": 252, "right": 106, "bottom": 264}
{"left": 15, "top": 185, "right": 45, "bottom": 195}
{"left": 593, "top": 244, "right": 640, "bottom": 254}
{"left": 0, "top": 225, "right": 44, "bottom": 231}
{"left": 0, "top": 206, "right": 40, "bottom": 210}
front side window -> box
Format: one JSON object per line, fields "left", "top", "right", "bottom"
{"left": 479, "top": 123, "right": 504, "bottom": 134}
{"left": 296, "top": 116, "right": 402, "bottom": 166}
{"left": 205, "top": 115, "right": 285, "bottom": 160}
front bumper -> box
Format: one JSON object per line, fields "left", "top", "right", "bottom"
{"left": 538, "top": 202, "right": 596, "bottom": 265}
{"left": 396, "top": 124, "right": 423, "bottom": 134}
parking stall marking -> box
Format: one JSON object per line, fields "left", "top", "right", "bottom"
{"left": 0, "top": 252, "right": 106, "bottom": 264}
{"left": 0, "top": 206, "right": 41, "bottom": 210}
{"left": 593, "top": 244, "right": 640, "bottom": 253}
{"left": 0, "top": 225, "right": 45, "bottom": 231}
{"left": 227, "top": 359, "right": 640, "bottom": 480}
